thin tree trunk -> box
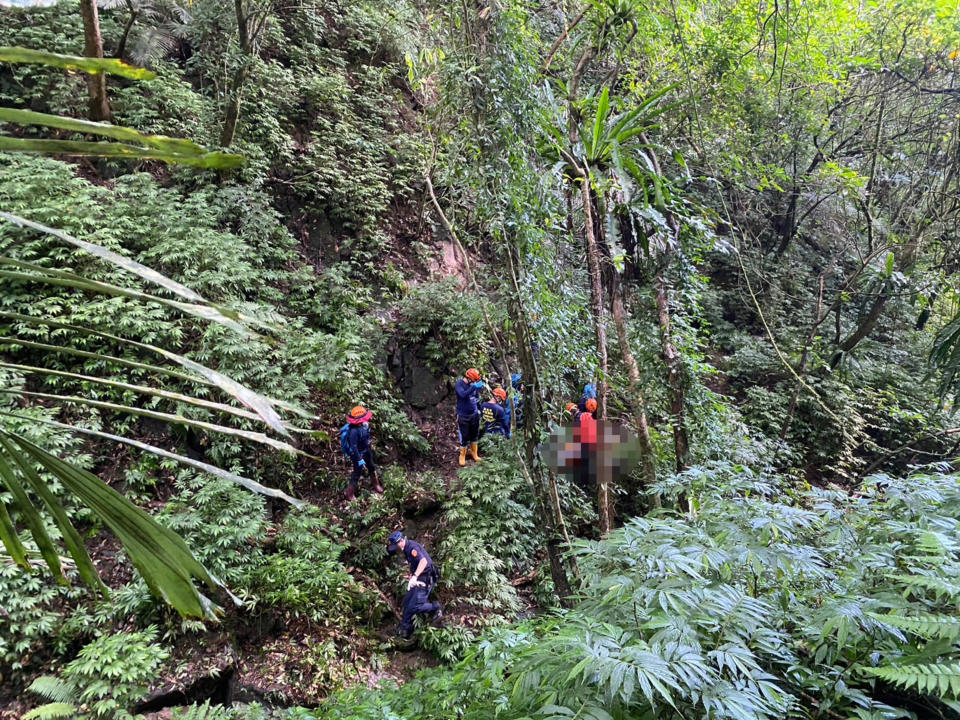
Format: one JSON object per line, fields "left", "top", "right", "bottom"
{"left": 654, "top": 272, "right": 689, "bottom": 472}
{"left": 608, "top": 267, "right": 659, "bottom": 508}
{"left": 115, "top": 0, "right": 138, "bottom": 60}
{"left": 80, "top": 0, "right": 111, "bottom": 122}
{"left": 830, "top": 283, "right": 890, "bottom": 368}
{"left": 507, "top": 247, "right": 577, "bottom": 603}
{"left": 580, "top": 173, "right": 613, "bottom": 533}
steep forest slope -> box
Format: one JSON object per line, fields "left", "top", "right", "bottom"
{"left": 1, "top": 1, "right": 960, "bottom": 719}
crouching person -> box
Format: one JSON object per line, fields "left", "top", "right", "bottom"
{"left": 387, "top": 531, "right": 442, "bottom": 639}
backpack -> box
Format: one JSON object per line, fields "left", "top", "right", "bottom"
{"left": 339, "top": 423, "right": 351, "bottom": 456}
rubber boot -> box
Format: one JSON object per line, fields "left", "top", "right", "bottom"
{"left": 469, "top": 442, "right": 481, "bottom": 462}
{"left": 373, "top": 475, "right": 385, "bottom": 494}
{"left": 458, "top": 447, "right": 467, "bottom": 467}
{"left": 344, "top": 485, "right": 356, "bottom": 502}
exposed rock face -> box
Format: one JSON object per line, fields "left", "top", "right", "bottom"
{"left": 388, "top": 344, "right": 449, "bottom": 409}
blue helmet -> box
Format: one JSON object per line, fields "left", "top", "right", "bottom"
{"left": 387, "top": 531, "right": 404, "bottom": 553}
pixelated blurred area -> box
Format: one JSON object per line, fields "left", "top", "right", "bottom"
{"left": 542, "top": 421, "right": 643, "bottom": 489}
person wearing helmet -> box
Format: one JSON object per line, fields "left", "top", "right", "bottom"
{"left": 480, "top": 387, "right": 511, "bottom": 438}
{"left": 565, "top": 402, "right": 582, "bottom": 423}
{"left": 578, "top": 382, "right": 597, "bottom": 413}
{"left": 387, "top": 531, "right": 441, "bottom": 639}
{"left": 455, "top": 368, "right": 484, "bottom": 466}
{"left": 580, "top": 397, "right": 599, "bottom": 445}
{"left": 342, "top": 405, "right": 383, "bottom": 501}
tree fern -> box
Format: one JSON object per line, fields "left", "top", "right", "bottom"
{"left": 864, "top": 663, "right": 960, "bottom": 699}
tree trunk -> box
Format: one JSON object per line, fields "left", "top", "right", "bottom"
{"left": 506, "top": 246, "right": 576, "bottom": 604}
{"left": 580, "top": 174, "right": 613, "bottom": 533}
{"left": 80, "top": 0, "right": 111, "bottom": 122}
{"left": 115, "top": 0, "right": 138, "bottom": 60}
{"left": 654, "top": 273, "right": 689, "bottom": 472}
{"left": 608, "top": 266, "right": 659, "bottom": 508}
{"left": 830, "top": 283, "right": 890, "bottom": 368}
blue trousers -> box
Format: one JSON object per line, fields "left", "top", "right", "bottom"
{"left": 399, "top": 575, "right": 439, "bottom": 637}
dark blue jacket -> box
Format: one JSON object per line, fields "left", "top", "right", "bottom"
{"left": 480, "top": 401, "right": 510, "bottom": 437}
{"left": 345, "top": 423, "right": 371, "bottom": 464}
{"left": 455, "top": 378, "right": 481, "bottom": 418}
{"left": 401, "top": 540, "right": 435, "bottom": 576}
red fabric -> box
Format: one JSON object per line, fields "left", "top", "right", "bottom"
{"left": 579, "top": 412, "right": 597, "bottom": 445}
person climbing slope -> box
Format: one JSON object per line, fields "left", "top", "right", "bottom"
{"left": 387, "top": 531, "right": 442, "bottom": 640}
{"left": 456, "top": 367, "right": 484, "bottom": 466}
{"left": 480, "top": 387, "right": 511, "bottom": 437}
{"left": 341, "top": 405, "right": 383, "bottom": 501}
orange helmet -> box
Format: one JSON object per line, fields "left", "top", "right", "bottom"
{"left": 565, "top": 403, "right": 578, "bottom": 414}
{"left": 492, "top": 387, "right": 507, "bottom": 402}
{"left": 347, "top": 405, "right": 372, "bottom": 424}
{"left": 585, "top": 398, "right": 598, "bottom": 413}
{"left": 465, "top": 368, "right": 481, "bottom": 382}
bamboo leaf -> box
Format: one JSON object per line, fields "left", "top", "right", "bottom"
{"left": 0, "top": 46, "right": 156, "bottom": 79}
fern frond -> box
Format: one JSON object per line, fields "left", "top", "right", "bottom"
{"left": 866, "top": 612, "right": 960, "bottom": 640}
{"left": 171, "top": 700, "right": 234, "bottom": 720}
{"left": 889, "top": 573, "right": 960, "bottom": 601}
{"left": 864, "top": 663, "right": 960, "bottom": 699}
{"left": 22, "top": 703, "right": 78, "bottom": 720}
{"left": 26, "top": 677, "right": 78, "bottom": 704}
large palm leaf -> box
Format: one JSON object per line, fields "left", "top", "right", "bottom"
{"left": 0, "top": 47, "right": 307, "bottom": 619}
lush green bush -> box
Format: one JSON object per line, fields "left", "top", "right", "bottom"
{"left": 314, "top": 463, "right": 960, "bottom": 719}
{"left": 25, "top": 627, "right": 169, "bottom": 720}
{"left": 251, "top": 508, "right": 370, "bottom": 626}
{"left": 396, "top": 279, "right": 493, "bottom": 375}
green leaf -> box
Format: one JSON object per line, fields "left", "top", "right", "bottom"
{"left": 0, "top": 450, "right": 65, "bottom": 582}
{"left": 5, "top": 388, "right": 311, "bottom": 458}
{"left": 0, "top": 488, "right": 29, "bottom": 569}
{"left": 0, "top": 108, "right": 208, "bottom": 154}
{"left": 0, "top": 437, "right": 107, "bottom": 596}
{"left": 884, "top": 251, "right": 895, "bottom": 277}
{"left": 22, "top": 702, "right": 78, "bottom": 720}
{"left": 0, "top": 311, "right": 291, "bottom": 436}
{"left": 9, "top": 433, "right": 234, "bottom": 619}
{"left": 0, "top": 46, "right": 156, "bottom": 79}
{"left": 0, "top": 411, "right": 304, "bottom": 507}
{"left": 0, "top": 137, "right": 244, "bottom": 168}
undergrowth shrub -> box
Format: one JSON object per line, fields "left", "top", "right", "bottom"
{"left": 396, "top": 279, "right": 493, "bottom": 375}
{"left": 436, "top": 439, "right": 537, "bottom": 615}
{"left": 25, "top": 627, "right": 169, "bottom": 720}
{"left": 251, "top": 508, "right": 370, "bottom": 626}
{"left": 314, "top": 464, "right": 960, "bottom": 719}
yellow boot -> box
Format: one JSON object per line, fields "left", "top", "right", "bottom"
{"left": 458, "top": 447, "right": 467, "bottom": 466}
{"left": 469, "top": 442, "right": 481, "bottom": 462}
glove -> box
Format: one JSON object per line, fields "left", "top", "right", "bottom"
{"left": 358, "top": 459, "right": 366, "bottom": 468}
{"left": 408, "top": 575, "right": 423, "bottom": 590}
{"left": 472, "top": 381, "right": 484, "bottom": 389}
